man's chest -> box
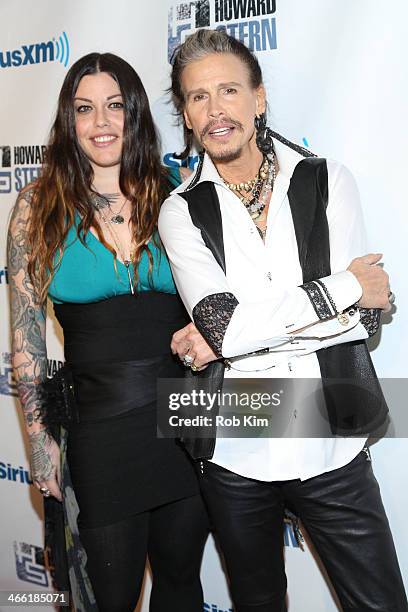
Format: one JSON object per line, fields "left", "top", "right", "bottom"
{"left": 219, "top": 192, "right": 304, "bottom": 300}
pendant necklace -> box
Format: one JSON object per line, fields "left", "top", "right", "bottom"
{"left": 110, "top": 199, "right": 127, "bottom": 224}
{"left": 91, "top": 198, "right": 135, "bottom": 294}
{"left": 91, "top": 192, "right": 128, "bottom": 224}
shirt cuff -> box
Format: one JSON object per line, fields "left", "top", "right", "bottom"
{"left": 300, "top": 271, "right": 362, "bottom": 321}
{"left": 319, "top": 270, "right": 363, "bottom": 313}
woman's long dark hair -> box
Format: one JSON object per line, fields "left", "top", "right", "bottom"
{"left": 27, "top": 52, "right": 169, "bottom": 302}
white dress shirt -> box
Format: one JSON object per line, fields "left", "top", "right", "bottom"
{"left": 159, "top": 137, "right": 368, "bottom": 482}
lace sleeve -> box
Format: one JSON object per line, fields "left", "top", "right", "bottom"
{"left": 359, "top": 307, "right": 381, "bottom": 337}
{"left": 192, "top": 292, "right": 239, "bottom": 357}
{"left": 299, "top": 281, "right": 333, "bottom": 320}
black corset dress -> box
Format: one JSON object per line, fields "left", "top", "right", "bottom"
{"left": 53, "top": 292, "right": 198, "bottom": 529}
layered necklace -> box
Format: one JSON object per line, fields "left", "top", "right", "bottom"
{"left": 90, "top": 192, "right": 135, "bottom": 294}
{"left": 221, "top": 153, "right": 277, "bottom": 240}
{"left": 90, "top": 192, "right": 128, "bottom": 224}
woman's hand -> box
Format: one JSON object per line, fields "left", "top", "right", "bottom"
{"left": 171, "top": 322, "right": 218, "bottom": 370}
{"left": 30, "top": 429, "right": 62, "bottom": 502}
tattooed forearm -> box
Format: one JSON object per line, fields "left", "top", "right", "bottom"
{"left": 7, "top": 191, "right": 48, "bottom": 432}
{"left": 29, "top": 429, "right": 54, "bottom": 481}
{"left": 16, "top": 380, "right": 44, "bottom": 426}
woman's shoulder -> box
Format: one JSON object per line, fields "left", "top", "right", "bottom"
{"left": 8, "top": 181, "right": 39, "bottom": 233}
{"left": 12, "top": 181, "right": 39, "bottom": 218}
{"left": 18, "top": 180, "right": 40, "bottom": 203}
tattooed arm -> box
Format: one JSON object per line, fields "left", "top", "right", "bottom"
{"left": 7, "top": 189, "right": 62, "bottom": 500}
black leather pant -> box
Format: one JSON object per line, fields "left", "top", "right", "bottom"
{"left": 199, "top": 449, "right": 407, "bottom": 612}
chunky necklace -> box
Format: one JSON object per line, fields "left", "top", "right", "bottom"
{"left": 223, "top": 157, "right": 269, "bottom": 192}
{"left": 91, "top": 192, "right": 128, "bottom": 224}
{"left": 222, "top": 154, "right": 276, "bottom": 221}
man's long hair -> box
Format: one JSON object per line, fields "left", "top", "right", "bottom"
{"left": 170, "top": 29, "right": 263, "bottom": 159}
{"left": 27, "top": 52, "right": 168, "bottom": 303}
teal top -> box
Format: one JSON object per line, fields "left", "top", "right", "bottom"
{"left": 48, "top": 167, "right": 182, "bottom": 304}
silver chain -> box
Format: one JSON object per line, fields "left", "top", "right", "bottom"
{"left": 94, "top": 205, "right": 135, "bottom": 294}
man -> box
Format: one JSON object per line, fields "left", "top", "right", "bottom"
{"left": 158, "top": 29, "right": 407, "bottom": 611}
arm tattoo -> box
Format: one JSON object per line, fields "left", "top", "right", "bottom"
{"left": 28, "top": 429, "right": 54, "bottom": 482}
{"left": 7, "top": 191, "right": 48, "bottom": 431}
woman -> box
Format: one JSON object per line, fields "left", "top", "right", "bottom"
{"left": 7, "top": 53, "right": 214, "bottom": 612}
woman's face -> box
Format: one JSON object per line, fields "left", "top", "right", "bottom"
{"left": 74, "top": 71, "right": 124, "bottom": 170}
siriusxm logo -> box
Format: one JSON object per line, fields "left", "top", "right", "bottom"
{"left": 14, "top": 541, "right": 49, "bottom": 586}
{"left": 168, "top": 0, "right": 277, "bottom": 62}
{"left": 0, "top": 461, "right": 32, "bottom": 485}
{"left": 164, "top": 152, "right": 200, "bottom": 171}
{"left": 0, "top": 31, "right": 70, "bottom": 70}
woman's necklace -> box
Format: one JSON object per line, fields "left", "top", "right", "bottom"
{"left": 91, "top": 192, "right": 128, "bottom": 224}
{"left": 110, "top": 200, "right": 127, "bottom": 224}
{"left": 91, "top": 198, "right": 135, "bottom": 294}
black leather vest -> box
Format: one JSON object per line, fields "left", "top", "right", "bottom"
{"left": 178, "top": 157, "right": 388, "bottom": 460}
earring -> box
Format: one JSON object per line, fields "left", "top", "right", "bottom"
{"left": 254, "top": 112, "right": 274, "bottom": 155}
{"left": 254, "top": 112, "right": 266, "bottom": 132}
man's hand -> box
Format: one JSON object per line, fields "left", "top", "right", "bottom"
{"left": 347, "top": 254, "right": 391, "bottom": 312}
{"left": 171, "top": 322, "right": 218, "bottom": 370}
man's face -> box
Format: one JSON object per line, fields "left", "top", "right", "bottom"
{"left": 181, "top": 52, "right": 266, "bottom": 163}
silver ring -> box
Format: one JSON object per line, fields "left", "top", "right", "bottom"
{"left": 182, "top": 354, "right": 194, "bottom": 366}
{"left": 40, "top": 487, "right": 51, "bottom": 497}
{"left": 388, "top": 291, "right": 395, "bottom": 304}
